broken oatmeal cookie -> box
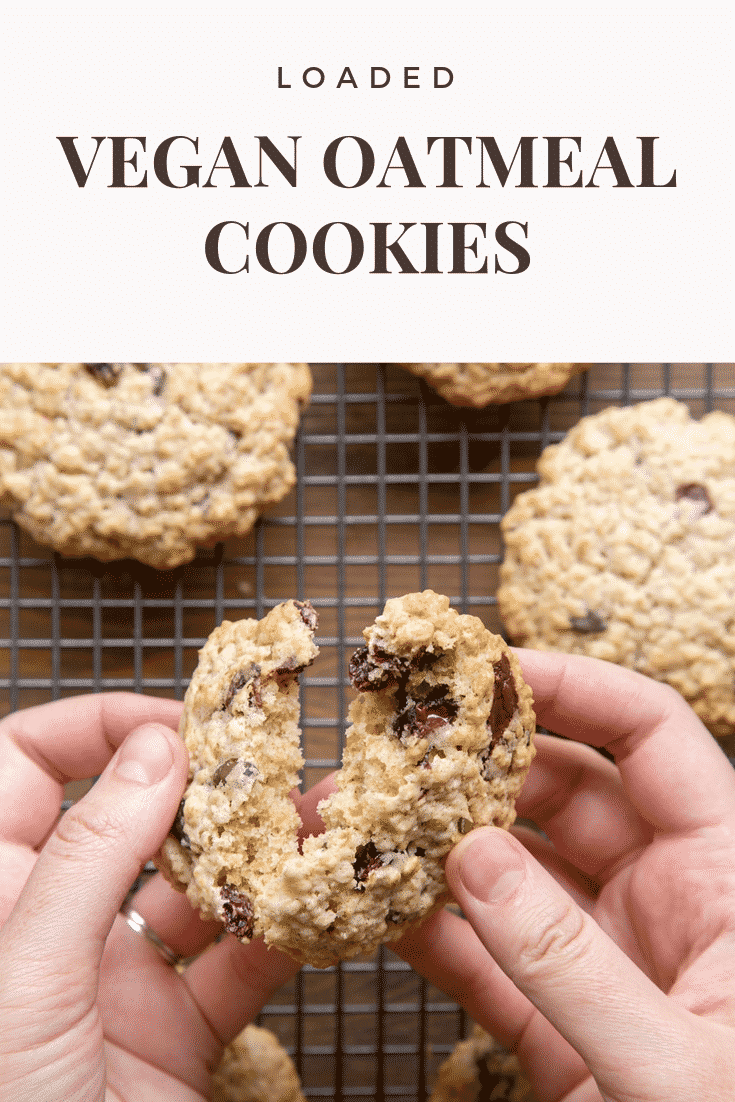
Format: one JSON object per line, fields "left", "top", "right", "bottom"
{"left": 158, "top": 593, "right": 535, "bottom": 968}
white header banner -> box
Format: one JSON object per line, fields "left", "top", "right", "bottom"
{"left": 2, "top": 12, "right": 732, "bottom": 359}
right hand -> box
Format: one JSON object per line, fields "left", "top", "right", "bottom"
{"left": 397, "top": 653, "right": 735, "bottom": 1101}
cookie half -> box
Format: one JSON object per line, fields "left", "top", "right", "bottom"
{"left": 0, "top": 363, "right": 311, "bottom": 568}
{"left": 211, "top": 1025, "right": 305, "bottom": 1102}
{"left": 159, "top": 592, "right": 535, "bottom": 968}
{"left": 429, "top": 1024, "right": 537, "bottom": 1102}
{"left": 157, "top": 598, "right": 319, "bottom": 938}
{"left": 498, "top": 397, "right": 735, "bottom": 737}
{"left": 398, "top": 363, "right": 586, "bottom": 406}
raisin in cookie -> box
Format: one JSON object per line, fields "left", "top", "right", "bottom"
{"left": 429, "top": 1025, "right": 537, "bottom": 1102}
{"left": 211, "top": 1025, "right": 305, "bottom": 1102}
{"left": 0, "top": 363, "right": 311, "bottom": 568}
{"left": 497, "top": 397, "right": 735, "bottom": 737}
{"left": 158, "top": 592, "right": 535, "bottom": 969}
{"left": 398, "top": 363, "right": 586, "bottom": 407}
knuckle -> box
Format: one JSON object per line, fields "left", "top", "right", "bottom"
{"left": 48, "top": 802, "right": 123, "bottom": 859}
{"left": 654, "top": 681, "right": 687, "bottom": 718}
{"left": 518, "top": 898, "right": 593, "bottom": 976}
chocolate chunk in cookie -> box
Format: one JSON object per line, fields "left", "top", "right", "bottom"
{"left": 268, "top": 656, "right": 307, "bottom": 690}
{"left": 212, "top": 758, "right": 261, "bottom": 792}
{"left": 170, "top": 799, "right": 191, "bottom": 849}
{"left": 85, "top": 363, "right": 123, "bottom": 386}
{"left": 675, "top": 482, "right": 713, "bottom": 513}
{"left": 394, "top": 688, "right": 459, "bottom": 741}
{"left": 353, "top": 841, "right": 383, "bottom": 890}
{"left": 349, "top": 644, "right": 439, "bottom": 693}
{"left": 212, "top": 758, "right": 239, "bottom": 786}
{"left": 222, "top": 664, "right": 262, "bottom": 709}
{"left": 349, "top": 646, "right": 410, "bottom": 692}
{"left": 569, "top": 610, "right": 607, "bottom": 634}
{"left": 294, "top": 599, "right": 318, "bottom": 631}
{"left": 487, "top": 655, "right": 518, "bottom": 744}
{"left": 220, "top": 885, "right": 255, "bottom": 939}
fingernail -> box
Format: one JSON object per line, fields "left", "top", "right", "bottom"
{"left": 115, "top": 725, "right": 174, "bottom": 786}
{"left": 458, "top": 829, "right": 525, "bottom": 904}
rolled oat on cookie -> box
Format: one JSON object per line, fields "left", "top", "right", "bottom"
{"left": 211, "top": 1024, "right": 305, "bottom": 1102}
{"left": 398, "top": 363, "right": 587, "bottom": 406}
{"left": 0, "top": 362, "right": 311, "bottom": 568}
{"left": 497, "top": 397, "right": 735, "bottom": 737}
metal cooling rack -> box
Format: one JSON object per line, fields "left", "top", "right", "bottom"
{"left": 1, "top": 362, "right": 733, "bottom": 1100}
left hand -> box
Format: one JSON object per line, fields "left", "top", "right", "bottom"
{"left": 0, "top": 694, "right": 326, "bottom": 1102}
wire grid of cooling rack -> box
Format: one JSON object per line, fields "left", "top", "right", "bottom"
{"left": 1, "top": 362, "right": 734, "bottom": 1100}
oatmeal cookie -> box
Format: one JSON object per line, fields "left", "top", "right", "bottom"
{"left": 497, "top": 397, "right": 735, "bottom": 737}
{"left": 158, "top": 592, "right": 535, "bottom": 969}
{"left": 429, "top": 1024, "right": 537, "bottom": 1102}
{"left": 210, "top": 1025, "right": 305, "bottom": 1102}
{"left": 0, "top": 363, "right": 311, "bottom": 568}
{"left": 398, "top": 363, "right": 586, "bottom": 406}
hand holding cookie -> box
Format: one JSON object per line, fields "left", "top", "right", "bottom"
{"left": 0, "top": 693, "right": 327, "bottom": 1102}
{"left": 158, "top": 594, "right": 535, "bottom": 968}
{"left": 396, "top": 653, "right": 735, "bottom": 1101}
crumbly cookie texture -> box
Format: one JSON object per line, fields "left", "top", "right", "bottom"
{"left": 0, "top": 363, "right": 311, "bottom": 568}
{"left": 429, "top": 1025, "right": 537, "bottom": 1102}
{"left": 398, "top": 363, "right": 586, "bottom": 407}
{"left": 498, "top": 397, "right": 735, "bottom": 737}
{"left": 157, "top": 599, "right": 319, "bottom": 941}
{"left": 210, "top": 1025, "right": 305, "bottom": 1102}
{"left": 158, "top": 592, "right": 535, "bottom": 969}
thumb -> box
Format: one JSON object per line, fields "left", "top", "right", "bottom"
{"left": 445, "top": 826, "right": 685, "bottom": 1090}
{"left": 0, "top": 723, "right": 187, "bottom": 1014}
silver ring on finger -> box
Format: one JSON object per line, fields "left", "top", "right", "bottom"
{"left": 120, "top": 900, "right": 183, "bottom": 967}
